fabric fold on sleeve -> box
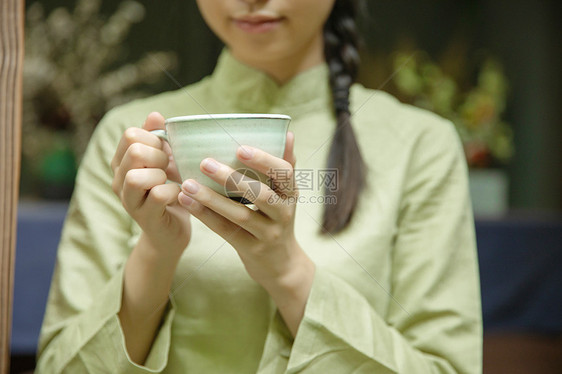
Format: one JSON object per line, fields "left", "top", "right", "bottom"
{"left": 35, "top": 265, "right": 176, "bottom": 373}
{"left": 258, "top": 268, "right": 400, "bottom": 373}
{"left": 259, "top": 267, "right": 468, "bottom": 374}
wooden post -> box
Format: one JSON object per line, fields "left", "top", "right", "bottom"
{"left": 0, "top": 0, "right": 24, "bottom": 372}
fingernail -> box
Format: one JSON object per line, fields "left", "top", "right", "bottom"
{"left": 202, "top": 159, "right": 219, "bottom": 173}
{"left": 183, "top": 180, "right": 199, "bottom": 194}
{"left": 239, "top": 146, "right": 254, "bottom": 160}
{"left": 179, "top": 193, "right": 194, "bottom": 206}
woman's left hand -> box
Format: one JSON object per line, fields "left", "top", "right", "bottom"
{"left": 178, "top": 132, "right": 315, "bottom": 335}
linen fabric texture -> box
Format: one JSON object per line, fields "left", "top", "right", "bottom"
{"left": 36, "top": 50, "right": 482, "bottom": 373}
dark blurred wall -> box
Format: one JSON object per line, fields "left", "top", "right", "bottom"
{"left": 27, "top": 0, "right": 223, "bottom": 88}
{"left": 362, "top": 0, "right": 561, "bottom": 212}
{"left": 480, "top": 0, "right": 562, "bottom": 213}
{"left": 121, "top": 1, "right": 223, "bottom": 88}
{"left": 27, "top": 0, "right": 561, "bottom": 212}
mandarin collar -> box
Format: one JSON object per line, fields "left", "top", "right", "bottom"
{"left": 209, "top": 49, "right": 332, "bottom": 119}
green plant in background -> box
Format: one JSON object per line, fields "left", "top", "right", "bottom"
{"left": 392, "top": 50, "right": 514, "bottom": 168}
{"left": 22, "top": 0, "right": 177, "bottom": 198}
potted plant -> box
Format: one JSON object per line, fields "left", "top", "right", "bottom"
{"left": 387, "top": 45, "right": 514, "bottom": 217}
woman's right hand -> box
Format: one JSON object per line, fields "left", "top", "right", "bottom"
{"left": 112, "top": 113, "right": 191, "bottom": 364}
{"left": 111, "top": 112, "right": 191, "bottom": 257}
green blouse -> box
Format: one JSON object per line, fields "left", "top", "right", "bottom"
{"left": 37, "top": 50, "right": 482, "bottom": 373}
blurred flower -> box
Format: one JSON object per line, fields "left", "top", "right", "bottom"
{"left": 392, "top": 50, "right": 513, "bottom": 168}
{"left": 22, "top": 0, "right": 177, "bottom": 196}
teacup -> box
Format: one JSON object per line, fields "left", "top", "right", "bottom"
{"left": 151, "top": 113, "right": 291, "bottom": 201}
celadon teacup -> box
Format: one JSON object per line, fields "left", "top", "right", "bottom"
{"left": 151, "top": 113, "right": 291, "bottom": 201}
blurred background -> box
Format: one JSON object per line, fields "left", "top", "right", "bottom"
{"left": 19, "top": 0, "right": 562, "bottom": 213}
{"left": 11, "top": 0, "right": 562, "bottom": 373}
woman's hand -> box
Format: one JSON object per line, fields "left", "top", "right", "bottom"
{"left": 112, "top": 112, "right": 192, "bottom": 364}
{"left": 111, "top": 112, "right": 191, "bottom": 257}
{"left": 177, "top": 132, "right": 315, "bottom": 335}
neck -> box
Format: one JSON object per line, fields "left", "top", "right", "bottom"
{"left": 231, "top": 34, "right": 325, "bottom": 85}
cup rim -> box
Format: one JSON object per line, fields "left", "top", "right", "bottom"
{"left": 165, "top": 113, "right": 291, "bottom": 124}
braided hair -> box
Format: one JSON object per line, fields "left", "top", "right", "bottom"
{"left": 321, "top": 0, "right": 366, "bottom": 234}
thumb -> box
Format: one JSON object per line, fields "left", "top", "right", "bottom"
{"left": 143, "top": 112, "right": 166, "bottom": 132}
{"left": 142, "top": 111, "right": 180, "bottom": 183}
{"left": 283, "top": 131, "right": 296, "bottom": 168}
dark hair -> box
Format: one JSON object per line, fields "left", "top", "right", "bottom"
{"left": 322, "top": 0, "right": 366, "bottom": 234}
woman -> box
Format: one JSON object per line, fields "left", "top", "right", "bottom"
{"left": 37, "top": 0, "right": 482, "bottom": 372}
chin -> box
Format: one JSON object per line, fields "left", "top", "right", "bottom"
{"left": 236, "top": 41, "right": 303, "bottom": 62}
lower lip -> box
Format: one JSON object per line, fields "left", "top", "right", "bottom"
{"left": 234, "top": 19, "right": 282, "bottom": 34}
